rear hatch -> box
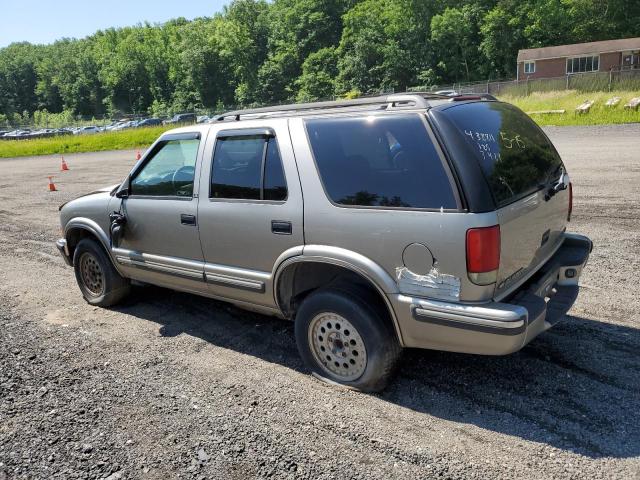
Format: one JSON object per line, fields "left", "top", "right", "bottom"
{"left": 432, "top": 101, "right": 570, "bottom": 298}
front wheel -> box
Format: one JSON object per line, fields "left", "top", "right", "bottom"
{"left": 73, "top": 238, "right": 130, "bottom": 307}
{"left": 295, "top": 287, "right": 402, "bottom": 392}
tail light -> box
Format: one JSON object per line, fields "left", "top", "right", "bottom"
{"left": 466, "top": 225, "right": 500, "bottom": 285}
{"left": 568, "top": 182, "right": 573, "bottom": 221}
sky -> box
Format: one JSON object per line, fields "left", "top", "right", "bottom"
{"left": 0, "top": 0, "right": 230, "bottom": 48}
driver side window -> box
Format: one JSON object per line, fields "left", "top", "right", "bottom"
{"left": 130, "top": 138, "right": 200, "bottom": 197}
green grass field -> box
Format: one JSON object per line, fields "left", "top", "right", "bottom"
{"left": 1, "top": 90, "right": 638, "bottom": 158}
{"left": 0, "top": 125, "right": 172, "bottom": 159}
{"left": 502, "top": 90, "right": 640, "bottom": 126}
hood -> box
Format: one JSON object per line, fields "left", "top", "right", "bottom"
{"left": 59, "top": 183, "right": 121, "bottom": 211}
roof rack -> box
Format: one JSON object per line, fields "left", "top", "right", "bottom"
{"left": 215, "top": 92, "right": 450, "bottom": 122}
{"left": 449, "top": 93, "right": 497, "bottom": 101}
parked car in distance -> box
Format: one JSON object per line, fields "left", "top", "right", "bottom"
{"left": 163, "top": 113, "right": 197, "bottom": 125}
{"left": 56, "top": 128, "right": 74, "bottom": 136}
{"left": 56, "top": 93, "right": 592, "bottom": 392}
{"left": 137, "top": 118, "right": 162, "bottom": 127}
{"left": 110, "top": 121, "right": 136, "bottom": 131}
{"left": 74, "top": 126, "right": 101, "bottom": 135}
{"left": 2, "top": 129, "right": 31, "bottom": 139}
{"left": 105, "top": 121, "right": 125, "bottom": 131}
{"left": 435, "top": 89, "right": 459, "bottom": 96}
{"left": 196, "top": 115, "right": 210, "bottom": 124}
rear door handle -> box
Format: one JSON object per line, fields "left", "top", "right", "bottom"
{"left": 271, "top": 220, "right": 292, "bottom": 235}
{"left": 181, "top": 214, "right": 197, "bottom": 226}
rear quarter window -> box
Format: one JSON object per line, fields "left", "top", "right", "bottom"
{"left": 439, "top": 102, "right": 564, "bottom": 207}
{"left": 305, "top": 114, "right": 457, "bottom": 209}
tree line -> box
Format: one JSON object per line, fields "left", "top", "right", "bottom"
{"left": 0, "top": 0, "right": 637, "bottom": 122}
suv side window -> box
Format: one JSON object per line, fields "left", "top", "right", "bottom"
{"left": 263, "top": 138, "right": 287, "bottom": 201}
{"left": 305, "top": 114, "right": 457, "bottom": 209}
{"left": 211, "top": 135, "right": 287, "bottom": 201}
{"left": 130, "top": 138, "right": 199, "bottom": 197}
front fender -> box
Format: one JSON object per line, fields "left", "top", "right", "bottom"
{"left": 65, "top": 217, "right": 111, "bottom": 251}
{"left": 63, "top": 218, "right": 123, "bottom": 274}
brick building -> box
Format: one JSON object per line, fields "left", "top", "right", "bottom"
{"left": 516, "top": 37, "right": 640, "bottom": 80}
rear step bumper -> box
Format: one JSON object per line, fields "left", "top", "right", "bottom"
{"left": 390, "top": 233, "right": 592, "bottom": 354}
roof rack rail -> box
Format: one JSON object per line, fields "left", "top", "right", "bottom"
{"left": 214, "top": 92, "right": 440, "bottom": 122}
{"left": 449, "top": 93, "right": 497, "bottom": 101}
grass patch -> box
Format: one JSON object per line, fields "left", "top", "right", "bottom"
{"left": 500, "top": 90, "right": 640, "bottom": 126}
{"left": 0, "top": 125, "right": 172, "bottom": 158}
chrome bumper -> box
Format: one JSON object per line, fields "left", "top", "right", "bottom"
{"left": 56, "top": 238, "right": 73, "bottom": 266}
{"left": 391, "top": 233, "right": 593, "bottom": 355}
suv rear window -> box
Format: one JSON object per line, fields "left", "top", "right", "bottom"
{"left": 305, "top": 114, "right": 457, "bottom": 209}
{"left": 440, "top": 102, "right": 563, "bottom": 207}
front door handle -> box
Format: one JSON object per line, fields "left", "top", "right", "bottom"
{"left": 181, "top": 214, "right": 197, "bottom": 226}
{"left": 271, "top": 220, "right": 292, "bottom": 235}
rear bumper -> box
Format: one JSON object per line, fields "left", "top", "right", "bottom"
{"left": 390, "top": 233, "right": 592, "bottom": 354}
{"left": 56, "top": 238, "right": 73, "bottom": 266}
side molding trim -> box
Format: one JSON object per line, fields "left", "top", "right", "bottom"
{"left": 205, "top": 273, "right": 265, "bottom": 292}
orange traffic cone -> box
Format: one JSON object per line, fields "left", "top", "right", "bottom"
{"left": 47, "top": 176, "right": 57, "bottom": 192}
{"left": 136, "top": 150, "right": 141, "bottom": 160}
{"left": 61, "top": 156, "right": 69, "bottom": 171}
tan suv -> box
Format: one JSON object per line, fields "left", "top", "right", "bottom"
{"left": 56, "top": 93, "right": 592, "bottom": 391}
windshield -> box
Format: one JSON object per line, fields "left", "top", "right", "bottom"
{"left": 441, "top": 102, "right": 564, "bottom": 207}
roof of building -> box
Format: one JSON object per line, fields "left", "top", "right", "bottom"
{"left": 517, "top": 37, "right": 640, "bottom": 62}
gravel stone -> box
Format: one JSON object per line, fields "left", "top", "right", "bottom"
{"left": 1, "top": 128, "right": 639, "bottom": 479}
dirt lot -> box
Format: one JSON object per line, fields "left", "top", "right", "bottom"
{"left": 1, "top": 124, "right": 639, "bottom": 479}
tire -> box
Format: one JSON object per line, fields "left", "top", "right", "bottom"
{"left": 295, "top": 286, "right": 402, "bottom": 392}
{"left": 73, "top": 238, "right": 130, "bottom": 307}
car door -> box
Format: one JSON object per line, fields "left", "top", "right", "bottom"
{"left": 197, "top": 120, "right": 304, "bottom": 309}
{"left": 112, "top": 131, "right": 208, "bottom": 295}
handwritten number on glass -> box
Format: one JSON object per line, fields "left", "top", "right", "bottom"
{"left": 500, "top": 132, "right": 526, "bottom": 149}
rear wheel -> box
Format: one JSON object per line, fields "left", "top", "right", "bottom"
{"left": 295, "top": 287, "right": 401, "bottom": 392}
{"left": 73, "top": 238, "right": 130, "bottom": 307}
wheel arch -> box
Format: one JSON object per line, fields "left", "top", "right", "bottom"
{"left": 64, "top": 218, "right": 119, "bottom": 271}
{"left": 274, "top": 249, "right": 404, "bottom": 346}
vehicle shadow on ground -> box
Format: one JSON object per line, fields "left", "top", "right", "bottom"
{"left": 115, "top": 286, "right": 640, "bottom": 460}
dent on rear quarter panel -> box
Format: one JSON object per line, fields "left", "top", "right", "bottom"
{"left": 396, "top": 266, "right": 461, "bottom": 301}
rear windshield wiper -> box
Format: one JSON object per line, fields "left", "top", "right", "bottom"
{"left": 543, "top": 167, "right": 567, "bottom": 200}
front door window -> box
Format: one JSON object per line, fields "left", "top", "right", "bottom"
{"left": 131, "top": 139, "right": 200, "bottom": 197}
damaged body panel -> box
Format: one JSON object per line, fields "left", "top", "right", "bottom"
{"left": 396, "top": 266, "right": 461, "bottom": 301}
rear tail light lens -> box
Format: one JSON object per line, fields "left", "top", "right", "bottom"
{"left": 568, "top": 182, "right": 573, "bottom": 221}
{"left": 466, "top": 225, "right": 500, "bottom": 285}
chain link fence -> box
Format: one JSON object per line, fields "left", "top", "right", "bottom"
{"left": 410, "top": 67, "right": 640, "bottom": 97}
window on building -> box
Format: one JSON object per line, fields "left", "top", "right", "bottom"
{"left": 622, "top": 51, "right": 640, "bottom": 69}
{"left": 524, "top": 61, "right": 535, "bottom": 74}
{"left": 566, "top": 55, "right": 599, "bottom": 74}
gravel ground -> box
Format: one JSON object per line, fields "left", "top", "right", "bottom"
{"left": 1, "top": 124, "right": 639, "bottom": 479}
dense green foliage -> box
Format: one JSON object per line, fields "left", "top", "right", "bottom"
{"left": 0, "top": 0, "right": 638, "bottom": 122}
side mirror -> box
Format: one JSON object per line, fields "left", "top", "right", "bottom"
{"left": 115, "top": 187, "right": 129, "bottom": 199}
{"left": 115, "top": 175, "right": 131, "bottom": 199}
